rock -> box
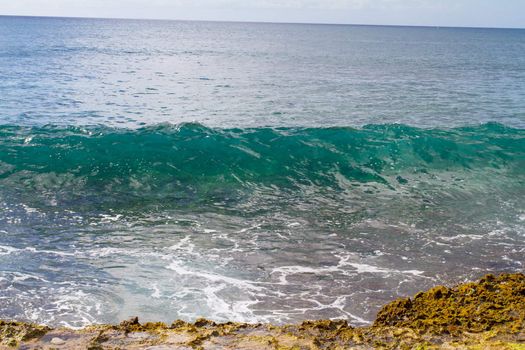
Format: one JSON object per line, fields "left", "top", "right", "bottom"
{"left": 1, "top": 273, "right": 524, "bottom": 350}
{"left": 120, "top": 316, "right": 140, "bottom": 327}
{"left": 374, "top": 273, "right": 525, "bottom": 335}
{"left": 127, "top": 331, "right": 153, "bottom": 340}
{"left": 50, "top": 337, "right": 66, "bottom": 345}
{"left": 194, "top": 317, "right": 215, "bottom": 327}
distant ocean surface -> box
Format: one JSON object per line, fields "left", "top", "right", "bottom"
{"left": 0, "top": 16, "right": 524, "bottom": 328}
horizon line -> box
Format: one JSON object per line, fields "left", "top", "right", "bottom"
{"left": 1, "top": 14, "right": 524, "bottom": 30}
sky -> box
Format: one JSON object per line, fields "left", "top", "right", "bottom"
{"left": 0, "top": 0, "right": 524, "bottom": 28}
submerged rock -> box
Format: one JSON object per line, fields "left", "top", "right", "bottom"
{"left": 0, "top": 273, "right": 524, "bottom": 349}
{"left": 50, "top": 337, "right": 66, "bottom": 345}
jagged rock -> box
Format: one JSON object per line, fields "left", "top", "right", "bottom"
{"left": 1, "top": 273, "right": 524, "bottom": 349}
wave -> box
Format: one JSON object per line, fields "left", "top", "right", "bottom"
{"left": 0, "top": 122, "right": 523, "bottom": 213}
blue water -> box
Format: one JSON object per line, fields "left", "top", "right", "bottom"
{"left": 0, "top": 16, "right": 524, "bottom": 328}
{"left": 1, "top": 16, "right": 525, "bottom": 128}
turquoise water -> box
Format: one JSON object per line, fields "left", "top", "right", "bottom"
{"left": 1, "top": 123, "right": 523, "bottom": 213}
{"left": 0, "top": 16, "right": 524, "bottom": 327}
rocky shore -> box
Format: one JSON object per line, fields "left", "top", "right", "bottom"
{"left": 1, "top": 273, "right": 524, "bottom": 349}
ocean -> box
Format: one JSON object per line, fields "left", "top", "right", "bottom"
{"left": 0, "top": 16, "right": 524, "bottom": 328}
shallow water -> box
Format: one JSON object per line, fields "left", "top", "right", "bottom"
{"left": 0, "top": 17, "right": 524, "bottom": 328}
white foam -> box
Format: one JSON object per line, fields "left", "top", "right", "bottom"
{"left": 21, "top": 204, "right": 40, "bottom": 214}
{"left": 98, "top": 214, "right": 124, "bottom": 223}
{"left": 151, "top": 284, "right": 161, "bottom": 299}
{"left": 0, "top": 245, "right": 19, "bottom": 255}
{"left": 24, "top": 247, "right": 75, "bottom": 257}
{"left": 440, "top": 234, "right": 485, "bottom": 241}
{"left": 166, "top": 260, "right": 264, "bottom": 292}
{"left": 168, "top": 236, "right": 195, "bottom": 253}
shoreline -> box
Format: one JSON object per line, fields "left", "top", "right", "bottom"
{"left": 1, "top": 273, "right": 523, "bottom": 349}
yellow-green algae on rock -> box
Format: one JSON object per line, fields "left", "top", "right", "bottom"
{"left": 1, "top": 273, "right": 524, "bottom": 349}
{"left": 374, "top": 273, "right": 525, "bottom": 335}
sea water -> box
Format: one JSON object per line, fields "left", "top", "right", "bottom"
{"left": 0, "top": 16, "right": 524, "bottom": 328}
